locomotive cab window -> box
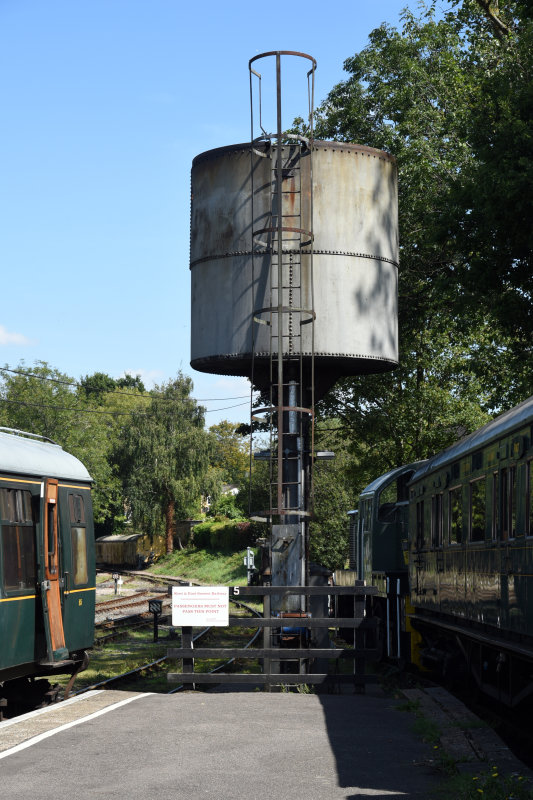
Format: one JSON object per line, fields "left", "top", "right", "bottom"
{"left": 69, "top": 493, "right": 88, "bottom": 585}
{"left": 0, "top": 488, "right": 36, "bottom": 592}
{"left": 378, "top": 482, "right": 397, "bottom": 521}
{"left": 378, "top": 471, "right": 416, "bottom": 522}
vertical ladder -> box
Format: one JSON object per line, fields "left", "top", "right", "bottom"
{"left": 249, "top": 52, "right": 317, "bottom": 611}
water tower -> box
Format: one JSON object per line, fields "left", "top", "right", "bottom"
{"left": 190, "top": 51, "right": 398, "bottom": 610}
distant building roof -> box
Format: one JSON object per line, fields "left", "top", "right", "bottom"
{"left": 96, "top": 534, "right": 142, "bottom": 543}
{"left": 222, "top": 484, "right": 240, "bottom": 495}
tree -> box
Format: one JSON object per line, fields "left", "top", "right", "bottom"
{"left": 309, "top": 422, "right": 360, "bottom": 571}
{"left": 208, "top": 420, "right": 250, "bottom": 487}
{"left": 0, "top": 361, "right": 82, "bottom": 444}
{"left": 309, "top": 1, "right": 532, "bottom": 383}
{"left": 0, "top": 362, "right": 147, "bottom": 533}
{"left": 307, "top": 6, "right": 531, "bottom": 410}
{"left": 113, "top": 374, "right": 212, "bottom": 553}
{"left": 76, "top": 373, "right": 149, "bottom": 534}
{"left": 116, "top": 374, "right": 146, "bottom": 392}
{"left": 287, "top": 2, "right": 533, "bottom": 567}
{"left": 79, "top": 372, "right": 117, "bottom": 401}
{"left": 448, "top": 0, "right": 533, "bottom": 343}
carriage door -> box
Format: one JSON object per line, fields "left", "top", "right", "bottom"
{"left": 41, "top": 478, "right": 68, "bottom": 663}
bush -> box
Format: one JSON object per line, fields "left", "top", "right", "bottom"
{"left": 192, "top": 518, "right": 257, "bottom": 550}
{"left": 208, "top": 493, "right": 243, "bottom": 519}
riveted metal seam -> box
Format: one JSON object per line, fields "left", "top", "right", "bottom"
{"left": 190, "top": 250, "right": 399, "bottom": 269}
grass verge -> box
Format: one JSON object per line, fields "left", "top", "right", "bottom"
{"left": 150, "top": 546, "right": 255, "bottom": 586}
{"left": 396, "top": 698, "right": 533, "bottom": 799}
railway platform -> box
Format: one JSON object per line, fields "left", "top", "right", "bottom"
{"left": 0, "top": 687, "right": 530, "bottom": 799}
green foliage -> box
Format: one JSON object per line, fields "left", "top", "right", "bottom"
{"left": 449, "top": 1, "right": 533, "bottom": 345}
{"left": 309, "top": 423, "right": 359, "bottom": 570}
{"left": 0, "top": 360, "right": 84, "bottom": 445}
{"left": 302, "top": 0, "right": 533, "bottom": 527}
{"left": 116, "top": 374, "right": 145, "bottom": 392}
{"left": 0, "top": 361, "right": 136, "bottom": 531}
{"left": 79, "top": 372, "right": 117, "bottom": 401}
{"left": 236, "top": 458, "right": 271, "bottom": 518}
{"left": 192, "top": 518, "right": 256, "bottom": 550}
{"left": 112, "top": 373, "right": 212, "bottom": 552}
{"left": 208, "top": 420, "right": 250, "bottom": 487}
{"left": 209, "top": 492, "right": 244, "bottom": 519}
{"left": 440, "top": 769, "right": 533, "bottom": 799}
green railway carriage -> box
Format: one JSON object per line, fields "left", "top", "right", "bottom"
{"left": 0, "top": 428, "right": 95, "bottom": 712}
{"left": 408, "top": 395, "right": 533, "bottom": 706}
{"left": 348, "top": 396, "right": 533, "bottom": 705}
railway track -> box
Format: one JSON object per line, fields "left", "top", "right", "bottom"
{"left": 74, "top": 578, "right": 263, "bottom": 697}
{"left": 72, "top": 624, "right": 211, "bottom": 696}
{"left": 95, "top": 589, "right": 169, "bottom": 624}
{"left": 95, "top": 616, "right": 155, "bottom": 645}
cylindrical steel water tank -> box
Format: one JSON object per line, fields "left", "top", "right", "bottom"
{"left": 190, "top": 140, "right": 398, "bottom": 397}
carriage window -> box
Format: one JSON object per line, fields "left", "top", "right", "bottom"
{"left": 509, "top": 466, "right": 517, "bottom": 538}
{"left": 472, "top": 450, "right": 483, "bottom": 471}
{"left": 2, "top": 525, "right": 36, "bottom": 591}
{"left": 502, "top": 467, "right": 517, "bottom": 539}
{"left": 526, "top": 461, "right": 533, "bottom": 536}
{"left": 415, "top": 500, "right": 425, "bottom": 548}
{"left": 492, "top": 472, "right": 499, "bottom": 540}
{"left": 432, "top": 494, "right": 443, "bottom": 547}
{"left": 502, "top": 468, "right": 509, "bottom": 539}
{"left": 470, "top": 478, "right": 486, "bottom": 542}
{"left": 69, "top": 492, "right": 88, "bottom": 585}
{"left": 449, "top": 486, "right": 463, "bottom": 544}
{"left": 69, "top": 494, "right": 85, "bottom": 524}
{"left": 1, "top": 488, "right": 36, "bottom": 592}
{"left": 71, "top": 527, "right": 88, "bottom": 585}
{"left": 0, "top": 488, "right": 32, "bottom": 523}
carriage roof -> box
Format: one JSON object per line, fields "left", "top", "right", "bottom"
{"left": 411, "top": 395, "right": 533, "bottom": 483}
{"left": 0, "top": 429, "right": 92, "bottom": 483}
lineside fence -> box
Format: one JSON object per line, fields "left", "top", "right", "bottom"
{"left": 167, "top": 583, "right": 379, "bottom": 691}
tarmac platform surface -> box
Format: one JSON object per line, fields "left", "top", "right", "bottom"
{"left": 0, "top": 688, "right": 529, "bottom": 800}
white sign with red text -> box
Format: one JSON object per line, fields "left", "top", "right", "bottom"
{"left": 172, "top": 585, "right": 229, "bottom": 627}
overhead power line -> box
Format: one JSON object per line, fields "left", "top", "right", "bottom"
{"left": 0, "top": 397, "right": 140, "bottom": 416}
{"left": 0, "top": 366, "right": 250, "bottom": 403}
{"left": 0, "top": 396, "right": 249, "bottom": 417}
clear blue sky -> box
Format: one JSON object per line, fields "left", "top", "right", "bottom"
{"left": 0, "top": 0, "right": 447, "bottom": 426}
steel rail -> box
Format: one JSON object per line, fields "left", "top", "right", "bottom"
{"left": 71, "top": 595, "right": 263, "bottom": 697}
